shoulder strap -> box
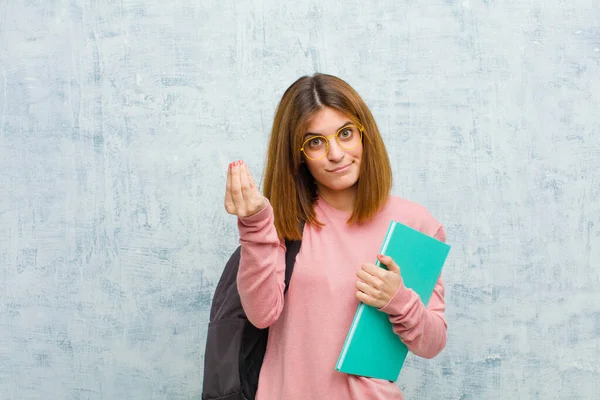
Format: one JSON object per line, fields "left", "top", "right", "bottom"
{"left": 282, "top": 221, "right": 304, "bottom": 294}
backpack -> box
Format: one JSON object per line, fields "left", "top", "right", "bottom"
{"left": 201, "top": 238, "right": 302, "bottom": 400}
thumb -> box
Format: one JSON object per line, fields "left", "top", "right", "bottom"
{"left": 378, "top": 254, "right": 400, "bottom": 274}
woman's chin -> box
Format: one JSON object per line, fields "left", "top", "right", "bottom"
{"left": 318, "top": 179, "right": 359, "bottom": 194}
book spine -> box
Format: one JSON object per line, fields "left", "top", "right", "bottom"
{"left": 377, "top": 221, "right": 396, "bottom": 269}
{"left": 336, "top": 303, "right": 365, "bottom": 369}
{"left": 336, "top": 221, "right": 398, "bottom": 369}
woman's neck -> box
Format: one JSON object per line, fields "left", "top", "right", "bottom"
{"left": 317, "top": 184, "right": 358, "bottom": 213}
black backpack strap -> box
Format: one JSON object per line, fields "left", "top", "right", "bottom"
{"left": 283, "top": 221, "right": 304, "bottom": 294}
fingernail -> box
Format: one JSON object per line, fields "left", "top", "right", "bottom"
{"left": 378, "top": 254, "right": 384, "bottom": 258}
{"left": 229, "top": 162, "right": 234, "bottom": 169}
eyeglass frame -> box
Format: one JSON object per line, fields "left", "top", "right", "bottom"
{"left": 299, "top": 122, "right": 365, "bottom": 161}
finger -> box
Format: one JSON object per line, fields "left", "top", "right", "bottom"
{"left": 246, "top": 166, "right": 265, "bottom": 209}
{"left": 377, "top": 254, "right": 401, "bottom": 274}
{"left": 224, "top": 163, "right": 235, "bottom": 213}
{"left": 230, "top": 161, "right": 244, "bottom": 207}
{"left": 239, "top": 162, "right": 252, "bottom": 199}
{"left": 361, "top": 263, "right": 386, "bottom": 279}
{"left": 355, "top": 279, "right": 379, "bottom": 298}
{"left": 356, "top": 269, "right": 384, "bottom": 290}
{"left": 356, "top": 291, "right": 377, "bottom": 307}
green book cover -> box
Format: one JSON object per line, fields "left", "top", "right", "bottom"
{"left": 335, "top": 220, "right": 451, "bottom": 381}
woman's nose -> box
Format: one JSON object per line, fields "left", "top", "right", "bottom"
{"left": 327, "top": 139, "right": 345, "bottom": 161}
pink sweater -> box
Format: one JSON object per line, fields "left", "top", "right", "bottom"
{"left": 237, "top": 195, "right": 447, "bottom": 400}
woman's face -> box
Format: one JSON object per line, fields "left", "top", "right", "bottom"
{"left": 302, "top": 107, "right": 363, "bottom": 197}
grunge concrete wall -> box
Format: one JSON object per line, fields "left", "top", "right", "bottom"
{"left": 0, "top": 1, "right": 599, "bottom": 399}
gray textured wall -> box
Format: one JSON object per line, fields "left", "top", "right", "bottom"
{"left": 1, "top": 1, "right": 599, "bottom": 399}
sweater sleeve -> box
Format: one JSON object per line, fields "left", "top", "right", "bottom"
{"left": 378, "top": 225, "right": 448, "bottom": 359}
{"left": 236, "top": 199, "right": 287, "bottom": 329}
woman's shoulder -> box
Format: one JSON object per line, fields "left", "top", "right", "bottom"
{"left": 382, "top": 195, "right": 443, "bottom": 237}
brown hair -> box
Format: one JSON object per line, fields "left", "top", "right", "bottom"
{"left": 263, "top": 73, "right": 392, "bottom": 240}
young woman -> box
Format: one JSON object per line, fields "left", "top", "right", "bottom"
{"left": 224, "top": 73, "right": 447, "bottom": 400}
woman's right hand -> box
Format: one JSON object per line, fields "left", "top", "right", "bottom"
{"left": 224, "top": 160, "right": 267, "bottom": 218}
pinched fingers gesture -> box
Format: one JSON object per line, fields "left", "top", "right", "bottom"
{"left": 224, "top": 160, "right": 266, "bottom": 218}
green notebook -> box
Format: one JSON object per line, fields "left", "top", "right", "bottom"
{"left": 335, "top": 220, "right": 451, "bottom": 381}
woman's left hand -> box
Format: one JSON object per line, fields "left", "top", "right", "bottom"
{"left": 355, "top": 254, "right": 403, "bottom": 309}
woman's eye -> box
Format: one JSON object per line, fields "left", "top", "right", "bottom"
{"left": 339, "top": 128, "right": 353, "bottom": 138}
{"left": 308, "top": 137, "right": 324, "bottom": 147}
